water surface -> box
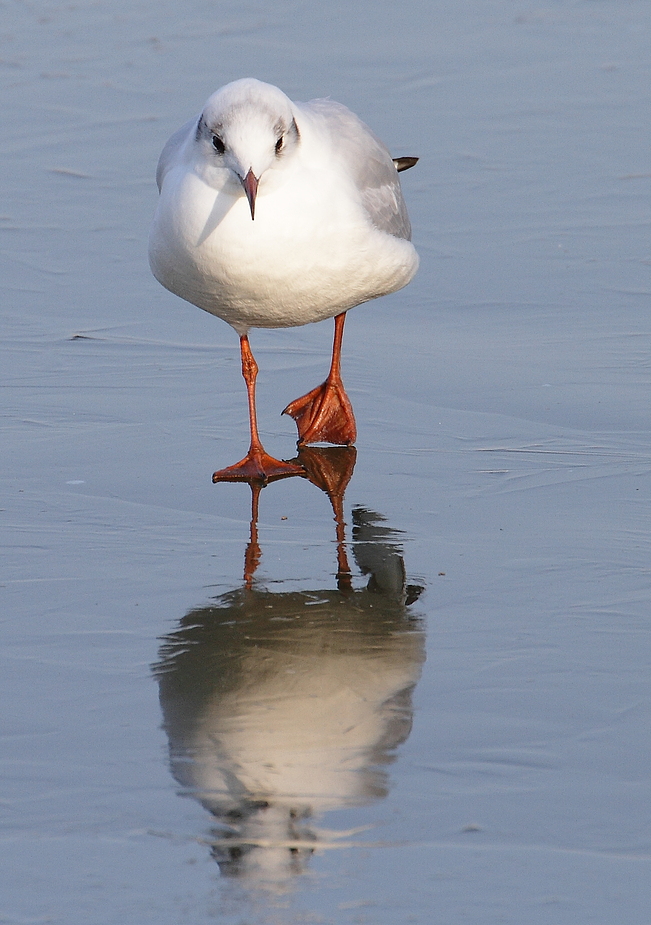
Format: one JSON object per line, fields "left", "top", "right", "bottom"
{"left": 2, "top": 1, "right": 650, "bottom": 922}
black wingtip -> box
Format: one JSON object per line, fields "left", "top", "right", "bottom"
{"left": 393, "top": 156, "right": 419, "bottom": 173}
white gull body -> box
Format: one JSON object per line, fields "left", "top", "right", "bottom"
{"left": 148, "top": 78, "right": 418, "bottom": 336}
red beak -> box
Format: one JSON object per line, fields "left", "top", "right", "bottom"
{"left": 241, "top": 169, "right": 258, "bottom": 220}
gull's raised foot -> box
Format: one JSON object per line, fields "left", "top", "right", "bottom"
{"left": 282, "top": 379, "right": 357, "bottom": 446}
{"left": 212, "top": 449, "right": 305, "bottom": 485}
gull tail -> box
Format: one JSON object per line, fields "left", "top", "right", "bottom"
{"left": 393, "top": 156, "right": 419, "bottom": 172}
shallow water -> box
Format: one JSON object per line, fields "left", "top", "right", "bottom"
{"left": 2, "top": 1, "right": 651, "bottom": 923}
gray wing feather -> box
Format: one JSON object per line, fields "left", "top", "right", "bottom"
{"left": 304, "top": 99, "right": 412, "bottom": 240}
{"left": 155, "top": 117, "right": 198, "bottom": 192}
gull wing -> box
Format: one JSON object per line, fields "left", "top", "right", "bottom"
{"left": 155, "top": 117, "right": 198, "bottom": 192}
{"left": 303, "top": 99, "right": 415, "bottom": 241}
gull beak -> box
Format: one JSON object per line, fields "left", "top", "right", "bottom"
{"left": 241, "top": 169, "right": 258, "bottom": 220}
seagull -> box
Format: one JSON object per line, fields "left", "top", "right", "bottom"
{"left": 149, "top": 78, "right": 419, "bottom": 483}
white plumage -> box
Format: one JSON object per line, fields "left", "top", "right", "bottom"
{"left": 148, "top": 78, "right": 418, "bottom": 481}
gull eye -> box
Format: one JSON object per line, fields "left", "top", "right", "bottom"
{"left": 212, "top": 135, "right": 225, "bottom": 155}
{"left": 275, "top": 136, "right": 284, "bottom": 154}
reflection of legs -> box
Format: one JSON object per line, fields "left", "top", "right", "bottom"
{"left": 283, "top": 312, "right": 357, "bottom": 446}
{"left": 294, "top": 445, "right": 356, "bottom": 592}
{"left": 242, "top": 446, "right": 357, "bottom": 590}
{"left": 213, "top": 335, "right": 305, "bottom": 484}
{"left": 243, "top": 481, "right": 262, "bottom": 589}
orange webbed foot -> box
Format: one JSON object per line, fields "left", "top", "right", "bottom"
{"left": 212, "top": 448, "right": 305, "bottom": 485}
{"left": 282, "top": 378, "right": 357, "bottom": 446}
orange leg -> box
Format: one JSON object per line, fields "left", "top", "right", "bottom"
{"left": 213, "top": 335, "right": 305, "bottom": 484}
{"left": 282, "top": 312, "right": 357, "bottom": 446}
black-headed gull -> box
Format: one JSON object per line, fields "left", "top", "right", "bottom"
{"left": 149, "top": 78, "right": 418, "bottom": 483}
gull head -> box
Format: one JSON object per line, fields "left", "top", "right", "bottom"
{"left": 194, "top": 78, "right": 300, "bottom": 219}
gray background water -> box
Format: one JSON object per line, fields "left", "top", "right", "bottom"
{"left": 2, "top": 1, "right": 650, "bottom": 922}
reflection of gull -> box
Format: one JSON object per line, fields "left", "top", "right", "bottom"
{"left": 148, "top": 78, "right": 419, "bottom": 482}
{"left": 154, "top": 493, "right": 425, "bottom": 884}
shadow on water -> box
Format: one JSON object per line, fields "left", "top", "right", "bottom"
{"left": 153, "top": 448, "right": 426, "bottom": 889}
